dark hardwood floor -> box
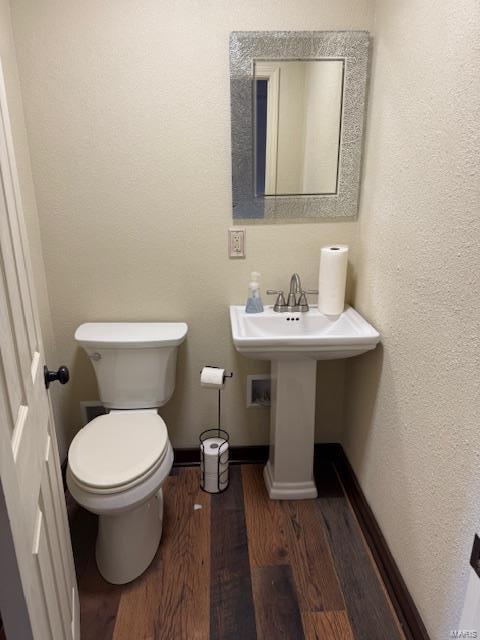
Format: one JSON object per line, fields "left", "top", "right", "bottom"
{"left": 69, "top": 464, "right": 405, "bottom": 640}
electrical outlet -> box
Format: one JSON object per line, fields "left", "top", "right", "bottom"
{"left": 228, "top": 227, "right": 246, "bottom": 258}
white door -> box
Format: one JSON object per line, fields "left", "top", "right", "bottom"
{"left": 0, "top": 61, "right": 79, "bottom": 639}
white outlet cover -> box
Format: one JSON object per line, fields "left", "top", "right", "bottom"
{"left": 228, "top": 227, "right": 246, "bottom": 258}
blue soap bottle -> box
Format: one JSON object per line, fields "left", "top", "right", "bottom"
{"left": 245, "top": 271, "right": 264, "bottom": 313}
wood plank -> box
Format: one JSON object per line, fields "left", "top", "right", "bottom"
{"left": 332, "top": 448, "right": 425, "bottom": 640}
{"left": 210, "top": 465, "right": 256, "bottom": 640}
{"left": 78, "top": 554, "right": 123, "bottom": 640}
{"left": 252, "top": 564, "right": 304, "bottom": 640}
{"left": 302, "top": 611, "right": 354, "bottom": 640}
{"left": 315, "top": 461, "right": 404, "bottom": 640}
{"left": 242, "top": 464, "right": 289, "bottom": 567}
{"left": 243, "top": 465, "right": 344, "bottom": 612}
{"left": 281, "top": 499, "right": 345, "bottom": 612}
{"left": 112, "top": 469, "right": 210, "bottom": 640}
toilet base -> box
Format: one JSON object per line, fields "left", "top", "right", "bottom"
{"left": 96, "top": 489, "right": 164, "bottom": 584}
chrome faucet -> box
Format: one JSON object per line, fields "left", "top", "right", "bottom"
{"left": 267, "top": 273, "right": 318, "bottom": 313}
{"left": 287, "top": 273, "right": 302, "bottom": 310}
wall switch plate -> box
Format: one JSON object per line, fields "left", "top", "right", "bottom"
{"left": 228, "top": 227, "right": 246, "bottom": 258}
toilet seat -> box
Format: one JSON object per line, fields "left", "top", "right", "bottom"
{"left": 67, "top": 440, "right": 173, "bottom": 516}
{"left": 68, "top": 410, "right": 168, "bottom": 494}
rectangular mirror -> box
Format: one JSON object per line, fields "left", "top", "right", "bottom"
{"left": 230, "top": 32, "right": 370, "bottom": 219}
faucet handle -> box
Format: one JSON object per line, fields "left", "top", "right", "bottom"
{"left": 296, "top": 291, "right": 309, "bottom": 312}
{"left": 266, "top": 289, "right": 283, "bottom": 297}
{"left": 297, "top": 290, "right": 318, "bottom": 312}
{"left": 266, "top": 290, "right": 287, "bottom": 313}
{"left": 304, "top": 290, "right": 318, "bottom": 295}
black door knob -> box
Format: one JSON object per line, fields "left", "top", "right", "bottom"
{"left": 44, "top": 365, "right": 70, "bottom": 389}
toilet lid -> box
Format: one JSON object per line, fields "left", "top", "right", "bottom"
{"left": 68, "top": 411, "right": 168, "bottom": 490}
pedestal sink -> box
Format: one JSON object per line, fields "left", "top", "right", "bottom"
{"left": 230, "top": 305, "right": 380, "bottom": 500}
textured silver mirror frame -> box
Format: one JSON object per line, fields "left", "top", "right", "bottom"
{"left": 230, "top": 31, "right": 370, "bottom": 219}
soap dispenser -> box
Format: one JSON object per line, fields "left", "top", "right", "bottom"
{"left": 245, "top": 271, "right": 264, "bottom": 314}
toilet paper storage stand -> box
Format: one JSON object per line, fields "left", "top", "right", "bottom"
{"left": 199, "top": 428, "right": 229, "bottom": 493}
{"left": 199, "top": 367, "right": 232, "bottom": 494}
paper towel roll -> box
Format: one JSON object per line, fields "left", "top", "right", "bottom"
{"left": 318, "top": 245, "right": 349, "bottom": 315}
{"left": 200, "top": 367, "right": 225, "bottom": 389}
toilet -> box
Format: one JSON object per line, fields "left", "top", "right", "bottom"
{"left": 66, "top": 322, "right": 187, "bottom": 584}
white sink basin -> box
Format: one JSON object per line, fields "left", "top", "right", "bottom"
{"left": 229, "top": 305, "right": 380, "bottom": 360}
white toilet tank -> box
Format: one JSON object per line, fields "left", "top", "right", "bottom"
{"left": 75, "top": 322, "right": 188, "bottom": 409}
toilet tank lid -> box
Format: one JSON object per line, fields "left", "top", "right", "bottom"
{"left": 75, "top": 322, "right": 188, "bottom": 348}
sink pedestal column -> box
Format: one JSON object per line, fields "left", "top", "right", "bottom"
{"left": 264, "top": 359, "right": 318, "bottom": 500}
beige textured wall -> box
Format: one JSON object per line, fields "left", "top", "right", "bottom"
{"left": 0, "top": 1, "right": 66, "bottom": 453}
{"left": 344, "top": 0, "right": 480, "bottom": 636}
{"left": 10, "top": 1, "right": 373, "bottom": 452}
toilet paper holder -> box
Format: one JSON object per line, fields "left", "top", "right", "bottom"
{"left": 201, "top": 365, "right": 233, "bottom": 384}
{"left": 199, "top": 428, "right": 229, "bottom": 494}
{"left": 199, "top": 366, "right": 232, "bottom": 493}
{"left": 200, "top": 365, "right": 233, "bottom": 430}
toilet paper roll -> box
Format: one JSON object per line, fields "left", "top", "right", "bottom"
{"left": 318, "top": 245, "right": 349, "bottom": 315}
{"left": 201, "top": 459, "right": 229, "bottom": 475}
{"left": 202, "top": 468, "right": 229, "bottom": 493}
{"left": 200, "top": 367, "right": 225, "bottom": 389}
{"left": 201, "top": 437, "right": 229, "bottom": 475}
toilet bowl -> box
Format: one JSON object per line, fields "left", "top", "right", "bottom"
{"left": 67, "top": 410, "right": 173, "bottom": 584}
{"left": 67, "top": 322, "right": 187, "bottom": 584}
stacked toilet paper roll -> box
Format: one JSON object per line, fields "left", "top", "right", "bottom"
{"left": 200, "top": 367, "right": 225, "bottom": 389}
{"left": 318, "top": 245, "right": 349, "bottom": 315}
{"left": 201, "top": 437, "right": 229, "bottom": 493}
